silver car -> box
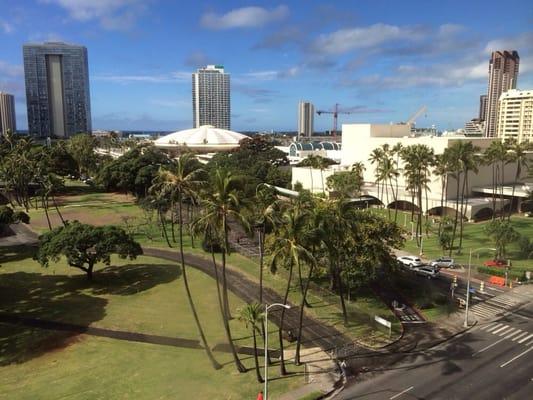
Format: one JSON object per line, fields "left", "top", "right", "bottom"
{"left": 414, "top": 266, "right": 440, "bottom": 279}
{"left": 430, "top": 257, "right": 455, "bottom": 269}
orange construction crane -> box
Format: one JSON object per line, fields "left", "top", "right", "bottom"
{"left": 316, "top": 103, "right": 353, "bottom": 137}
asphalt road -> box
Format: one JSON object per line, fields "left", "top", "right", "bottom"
{"left": 336, "top": 300, "right": 533, "bottom": 400}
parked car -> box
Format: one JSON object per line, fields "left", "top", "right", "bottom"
{"left": 414, "top": 266, "right": 440, "bottom": 279}
{"left": 430, "top": 257, "right": 455, "bottom": 269}
{"left": 397, "top": 256, "right": 423, "bottom": 269}
{"left": 483, "top": 259, "right": 507, "bottom": 267}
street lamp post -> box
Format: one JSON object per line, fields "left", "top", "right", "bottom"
{"left": 464, "top": 247, "right": 497, "bottom": 328}
{"left": 264, "top": 303, "right": 291, "bottom": 400}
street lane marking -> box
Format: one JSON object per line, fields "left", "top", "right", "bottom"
{"left": 512, "top": 332, "right": 529, "bottom": 342}
{"left": 479, "top": 322, "right": 498, "bottom": 331}
{"left": 492, "top": 325, "right": 511, "bottom": 335}
{"left": 500, "top": 347, "right": 533, "bottom": 368}
{"left": 486, "top": 286, "right": 505, "bottom": 293}
{"left": 517, "top": 334, "right": 533, "bottom": 344}
{"left": 390, "top": 386, "right": 414, "bottom": 399}
{"left": 499, "top": 327, "right": 517, "bottom": 337}
{"left": 473, "top": 338, "right": 507, "bottom": 355}
{"left": 486, "top": 323, "right": 504, "bottom": 333}
{"left": 505, "top": 330, "right": 523, "bottom": 339}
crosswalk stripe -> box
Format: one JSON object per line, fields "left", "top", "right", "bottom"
{"left": 486, "top": 323, "right": 504, "bottom": 333}
{"left": 492, "top": 325, "right": 511, "bottom": 335}
{"left": 517, "top": 334, "right": 533, "bottom": 344}
{"left": 488, "top": 298, "right": 518, "bottom": 307}
{"left": 472, "top": 308, "right": 493, "bottom": 317}
{"left": 526, "top": 340, "right": 533, "bottom": 347}
{"left": 512, "top": 332, "right": 529, "bottom": 342}
{"left": 505, "top": 330, "right": 523, "bottom": 339}
{"left": 498, "top": 327, "right": 516, "bottom": 336}
{"left": 479, "top": 322, "right": 498, "bottom": 331}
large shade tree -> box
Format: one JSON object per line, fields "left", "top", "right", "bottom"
{"left": 35, "top": 221, "right": 143, "bottom": 280}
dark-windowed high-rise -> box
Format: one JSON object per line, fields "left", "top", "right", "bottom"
{"left": 0, "top": 92, "right": 16, "bottom": 136}
{"left": 484, "top": 50, "right": 519, "bottom": 137}
{"left": 192, "top": 65, "right": 230, "bottom": 130}
{"left": 23, "top": 42, "right": 92, "bottom": 138}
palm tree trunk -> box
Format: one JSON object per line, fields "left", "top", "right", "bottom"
{"left": 279, "top": 259, "right": 294, "bottom": 376}
{"left": 457, "top": 169, "right": 468, "bottom": 252}
{"left": 297, "top": 258, "right": 311, "bottom": 308}
{"left": 178, "top": 198, "right": 221, "bottom": 370}
{"left": 334, "top": 260, "right": 348, "bottom": 326}
{"left": 295, "top": 262, "right": 314, "bottom": 365}
{"left": 252, "top": 328, "right": 264, "bottom": 383}
{"left": 159, "top": 209, "right": 172, "bottom": 247}
{"left": 491, "top": 164, "right": 496, "bottom": 220}
{"left": 170, "top": 201, "right": 176, "bottom": 243}
{"left": 450, "top": 172, "right": 461, "bottom": 256}
{"left": 51, "top": 194, "right": 66, "bottom": 226}
{"left": 221, "top": 217, "right": 246, "bottom": 373}
{"left": 42, "top": 196, "right": 52, "bottom": 230}
{"left": 259, "top": 228, "right": 264, "bottom": 304}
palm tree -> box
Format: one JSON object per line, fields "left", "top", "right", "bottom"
{"left": 391, "top": 143, "right": 403, "bottom": 222}
{"left": 433, "top": 152, "right": 451, "bottom": 236}
{"left": 195, "top": 169, "right": 249, "bottom": 373}
{"left": 507, "top": 140, "right": 530, "bottom": 220}
{"left": 369, "top": 147, "right": 385, "bottom": 206}
{"left": 152, "top": 154, "right": 221, "bottom": 370}
{"left": 238, "top": 303, "right": 265, "bottom": 383}
{"left": 457, "top": 142, "right": 480, "bottom": 252}
{"left": 269, "top": 205, "right": 314, "bottom": 374}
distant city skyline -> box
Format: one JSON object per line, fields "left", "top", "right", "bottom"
{"left": 0, "top": 0, "right": 532, "bottom": 132}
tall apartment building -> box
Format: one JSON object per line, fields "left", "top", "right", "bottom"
{"left": 479, "top": 94, "right": 488, "bottom": 121}
{"left": 484, "top": 50, "right": 519, "bottom": 137}
{"left": 0, "top": 92, "right": 16, "bottom": 136}
{"left": 497, "top": 89, "right": 533, "bottom": 143}
{"left": 192, "top": 65, "right": 230, "bottom": 130}
{"left": 23, "top": 42, "right": 92, "bottom": 138}
{"left": 298, "top": 101, "right": 314, "bottom": 139}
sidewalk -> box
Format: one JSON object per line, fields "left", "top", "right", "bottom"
{"left": 279, "top": 347, "right": 340, "bottom": 400}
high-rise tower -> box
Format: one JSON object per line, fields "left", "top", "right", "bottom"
{"left": 484, "top": 50, "right": 519, "bottom": 137}
{"left": 23, "top": 42, "right": 92, "bottom": 138}
{"left": 298, "top": 101, "right": 314, "bottom": 139}
{"left": 0, "top": 92, "right": 16, "bottom": 136}
{"left": 479, "top": 94, "right": 488, "bottom": 121}
{"left": 192, "top": 65, "right": 230, "bottom": 130}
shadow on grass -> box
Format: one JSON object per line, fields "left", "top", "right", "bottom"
{"left": 0, "top": 262, "right": 181, "bottom": 366}
{"left": 0, "top": 245, "right": 37, "bottom": 264}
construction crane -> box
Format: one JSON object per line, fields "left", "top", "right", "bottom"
{"left": 316, "top": 103, "right": 353, "bottom": 137}
{"left": 405, "top": 105, "right": 427, "bottom": 129}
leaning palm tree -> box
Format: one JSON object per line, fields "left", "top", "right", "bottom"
{"left": 152, "top": 154, "right": 221, "bottom": 370}
{"left": 369, "top": 147, "right": 385, "bottom": 206}
{"left": 238, "top": 303, "right": 265, "bottom": 383}
{"left": 194, "top": 169, "right": 249, "bottom": 373}
{"left": 269, "top": 205, "right": 314, "bottom": 374}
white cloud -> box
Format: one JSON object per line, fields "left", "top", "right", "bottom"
{"left": 201, "top": 5, "right": 289, "bottom": 30}
{"left": 40, "top": 0, "right": 145, "bottom": 30}
{"left": 484, "top": 32, "right": 533, "bottom": 54}
{"left": 0, "top": 61, "right": 23, "bottom": 77}
{"left": 94, "top": 71, "right": 190, "bottom": 84}
{"left": 311, "top": 23, "right": 424, "bottom": 55}
{"left": 1, "top": 20, "right": 14, "bottom": 34}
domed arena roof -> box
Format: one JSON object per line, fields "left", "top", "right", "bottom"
{"left": 154, "top": 125, "right": 248, "bottom": 152}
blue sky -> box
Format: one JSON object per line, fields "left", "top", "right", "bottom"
{"left": 1, "top": 0, "right": 532, "bottom": 132}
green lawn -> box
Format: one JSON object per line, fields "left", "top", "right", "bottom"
{"left": 22, "top": 190, "right": 402, "bottom": 348}
{"left": 371, "top": 208, "right": 533, "bottom": 276}
{"left": 0, "top": 248, "right": 304, "bottom": 399}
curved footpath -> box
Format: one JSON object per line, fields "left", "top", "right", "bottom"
{"left": 143, "top": 247, "right": 361, "bottom": 355}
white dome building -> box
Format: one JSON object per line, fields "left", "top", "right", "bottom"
{"left": 154, "top": 125, "right": 248, "bottom": 152}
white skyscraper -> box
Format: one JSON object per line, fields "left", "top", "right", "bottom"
{"left": 298, "top": 101, "right": 314, "bottom": 139}
{"left": 0, "top": 92, "right": 16, "bottom": 136}
{"left": 497, "top": 89, "right": 533, "bottom": 143}
{"left": 192, "top": 65, "right": 230, "bottom": 130}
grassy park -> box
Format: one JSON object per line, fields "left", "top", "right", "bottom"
{"left": 0, "top": 248, "right": 304, "bottom": 399}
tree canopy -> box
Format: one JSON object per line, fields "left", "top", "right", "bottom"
{"left": 35, "top": 221, "right": 143, "bottom": 280}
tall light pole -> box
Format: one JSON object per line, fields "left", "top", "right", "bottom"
{"left": 264, "top": 303, "right": 291, "bottom": 400}
{"left": 464, "top": 247, "right": 497, "bottom": 328}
